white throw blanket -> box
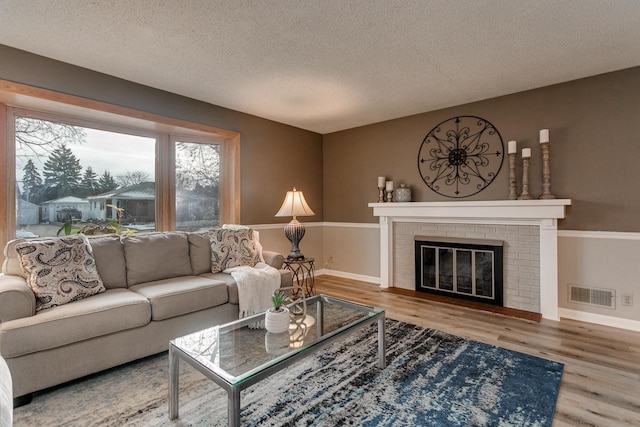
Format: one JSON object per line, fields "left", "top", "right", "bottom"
{"left": 224, "top": 262, "right": 281, "bottom": 329}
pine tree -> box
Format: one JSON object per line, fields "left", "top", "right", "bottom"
{"left": 80, "top": 166, "right": 99, "bottom": 196}
{"left": 97, "top": 171, "right": 119, "bottom": 193}
{"left": 42, "top": 144, "right": 82, "bottom": 199}
{"left": 22, "top": 159, "right": 44, "bottom": 203}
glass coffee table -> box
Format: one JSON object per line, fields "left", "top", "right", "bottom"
{"left": 168, "top": 294, "right": 385, "bottom": 427}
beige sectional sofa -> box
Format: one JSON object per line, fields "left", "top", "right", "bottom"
{"left": 0, "top": 231, "right": 292, "bottom": 405}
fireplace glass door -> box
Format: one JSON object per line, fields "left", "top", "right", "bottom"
{"left": 415, "top": 239, "right": 503, "bottom": 305}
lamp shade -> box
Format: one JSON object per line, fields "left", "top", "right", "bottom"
{"left": 275, "top": 188, "right": 315, "bottom": 219}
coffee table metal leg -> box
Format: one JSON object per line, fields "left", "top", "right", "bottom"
{"left": 168, "top": 346, "right": 179, "bottom": 420}
{"left": 378, "top": 314, "right": 386, "bottom": 369}
{"left": 317, "top": 298, "right": 325, "bottom": 337}
{"left": 228, "top": 386, "right": 240, "bottom": 427}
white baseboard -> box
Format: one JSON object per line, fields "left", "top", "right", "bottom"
{"left": 316, "top": 269, "right": 380, "bottom": 285}
{"left": 558, "top": 308, "right": 640, "bottom": 332}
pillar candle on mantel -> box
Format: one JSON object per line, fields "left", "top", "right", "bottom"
{"left": 522, "top": 148, "right": 531, "bottom": 158}
{"left": 385, "top": 181, "right": 394, "bottom": 191}
{"left": 508, "top": 140, "right": 517, "bottom": 154}
{"left": 378, "top": 176, "right": 386, "bottom": 187}
{"left": 539, "top": 129, "right": 549, "bottom": 143}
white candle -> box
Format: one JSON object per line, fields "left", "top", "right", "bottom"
{"left": 539, "top": 129, "right": 549, "bottom": 143}
{"left": 377, "top": 176, "right": 386, "bottom": 188}
{"left": 522, "top": 148, "right": 531, "bottom": 158}
{"left": 508, "top": 140, "right": 517, "bottom": 154}
{"left": 385, "top": 181, "right": 394, "bottom": 191}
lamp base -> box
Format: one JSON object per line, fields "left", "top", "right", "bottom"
{"left": 284, "top": 219, "right": 306, "bottom": 260}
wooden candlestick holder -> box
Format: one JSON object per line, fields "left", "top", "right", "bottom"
{"left": 508, "top": 153, "right": 517, "bottom": 200}
{"left": 518, "top": 157, "right": 532, "bottom": 200}
{"left": 539, "top": 142, "right": 556, "bottom": 199}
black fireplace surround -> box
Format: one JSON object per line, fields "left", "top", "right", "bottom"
{"left": 414, "top": 236, "right": 504, "bottom": 306}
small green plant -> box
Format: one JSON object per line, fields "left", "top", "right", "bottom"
{"left": 271, "top": 290, "right": 286, "bottom": 312}
{"left": 57, "top": 218, "right": 82, "bottom": 236}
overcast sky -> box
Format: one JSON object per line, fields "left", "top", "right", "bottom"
{"left": 16, "top": 127, "right": 156, "bottom": 186}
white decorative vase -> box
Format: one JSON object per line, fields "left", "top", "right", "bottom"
{"left": 265, "top": 307, "right": 290, "bottom": 333}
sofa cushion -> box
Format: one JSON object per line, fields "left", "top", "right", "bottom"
{"left": 122, "top": 232, "right": 192, "bottom": 287}
{"left": 129, "top": 276, "right": 229, "bottom": 321}
{"left": 209, "top": 228, "right": 261, "bottom": 273}
{"left": 87, "top": 235, "right": 127, "bottom": 289}
{"left": 0, "top": 289, "right": 150, "bottom": 358}
{"left": 188, "top": 232, "right": 211, "bottom": 275}
{"left": 15, "top": 235, "right": 106, "bottom": 312}
{"left": 200, "top": 272, "right": 239, "bottom": 304}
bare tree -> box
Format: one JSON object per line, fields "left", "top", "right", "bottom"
{"left": 15, "top": 116, "right": 86, "bottom": 158}
{"left": 116, "top": 171, "right": 151, "bottom": 188}
{"left": 175, "top": 143, "right": 219, "bottom": 191}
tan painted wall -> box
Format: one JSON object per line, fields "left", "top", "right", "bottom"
{"left": 323, "top": 66, "right": 640, "bottom": 232}
{"left": 322, "top": 224, "right": 380, "bottom": 279}
{"left": 0, "top": 45, "right": 323, "bottom": 226}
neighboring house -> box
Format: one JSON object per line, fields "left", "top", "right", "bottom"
{"left": 40, "top": 196, "right": 90, "bottom": 223}
{"left": 87, "top": 181, "right": 216, "bottom": 225}
{"left": 16, "top": 199, "right": 39, "bottom": 225}
{"left": 87, "top": 182, "right": 156, "bottom": 223}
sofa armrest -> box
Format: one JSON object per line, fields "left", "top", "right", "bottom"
{"left": 279, "top": 269, "right": 293, "bottom": 288}
{"left": 263, "top": 250, "right": 285, "bottom": 269}
{"left": 0, "top": 274, "right": 35, "bottom": 322}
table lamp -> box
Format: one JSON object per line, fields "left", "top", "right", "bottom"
{"left": 275, "top": 188, "right": 315, "bottom": 260}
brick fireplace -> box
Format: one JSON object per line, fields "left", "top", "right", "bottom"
{"left": 369, "top": 200, "right": 571, "bottom": 320}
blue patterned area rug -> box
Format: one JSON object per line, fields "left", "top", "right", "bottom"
{"left": 14, "top": 320, "right": 563, "bottom": 426}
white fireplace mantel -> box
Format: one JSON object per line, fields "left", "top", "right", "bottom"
{"left": 368, "top": 199, "right": 571, "bottom": 320}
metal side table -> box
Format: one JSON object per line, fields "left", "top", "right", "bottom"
{"left": 283, "top": 257, "right": 315, "bottom": 297}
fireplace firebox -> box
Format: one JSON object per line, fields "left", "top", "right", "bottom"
{"left": 414, "top": 236, "right": 503, "bottom": 306}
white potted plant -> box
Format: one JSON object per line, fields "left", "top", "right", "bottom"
{"left": 265, "top": 290, "right": 290, "bottom": 334}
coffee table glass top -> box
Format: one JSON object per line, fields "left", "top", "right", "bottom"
{"left": 170, "top": 294, "right": 384, "bottom": 385}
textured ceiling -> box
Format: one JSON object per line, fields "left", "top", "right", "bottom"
{"left": 1, "top": 0, "right": 639, "bottom": 134}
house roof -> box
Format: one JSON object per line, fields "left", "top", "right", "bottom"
{"left": 1, "top": 1, "right": 639, "bottom": 133}
{"left": 88, "top": 182, "right": 155, "bottom": 201}
{"left": 17, "top": 198, "right": 39, "bottom": 208}
{"left": 87, "top": 182, "right": 212, "bottom": 202}
{"left": 41, "top": 196, "right": 89, "bottom": 205}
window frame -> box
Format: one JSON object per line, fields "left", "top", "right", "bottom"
{"left": 0, "top": 79, "right": 240, "bottom": 261}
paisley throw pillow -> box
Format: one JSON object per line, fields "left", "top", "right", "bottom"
{"left": 15, "top": 234, "right": 106, "bottom": 312}
{"left": 209, "top": 228, "right": 260, "bottom": 273}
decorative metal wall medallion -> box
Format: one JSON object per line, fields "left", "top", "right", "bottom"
{"left": 417, "top": 116, "right": 504, "bottom": 198}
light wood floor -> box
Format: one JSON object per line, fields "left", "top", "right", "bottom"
{"left": 315, "top": 275, "right": 640, "bottom": 427}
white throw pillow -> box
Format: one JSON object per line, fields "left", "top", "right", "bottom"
{"left": 209, "top": 228, "right": 261, "bottom": 273}
{"left": 15, "top": 234, "right": 106, "bottom": 312}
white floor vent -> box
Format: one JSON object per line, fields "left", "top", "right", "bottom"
{"left": 569, "top": 285, "right": 615, "bottom": 309}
